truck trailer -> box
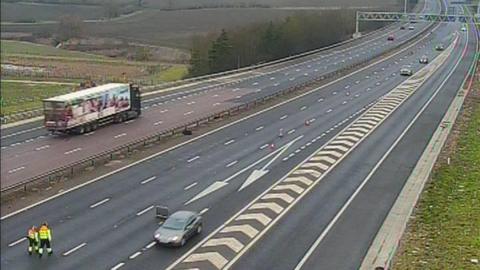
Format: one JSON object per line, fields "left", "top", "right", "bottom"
{"left": 43, "top": 83, "right": 141, "bottom": 134}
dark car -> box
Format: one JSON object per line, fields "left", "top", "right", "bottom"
{"left": 419, "top": 55, "right": 429, "bottom": 64}
{"left": 387, "top": 35, "right": 395, "bottom": 41}
{"left": 435, "top": 44, "right": 445, "bottom": 51}
{"left": 154, "top": 210, "right": 202, "bottom": 247}
{"left": 400, "top": 25, "right": 406, "bottom": 30}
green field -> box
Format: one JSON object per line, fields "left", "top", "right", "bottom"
{"left": 0, "top": 81, "right": 72, "bottom": 115}
{"left": 393, "top": 98, "right": 480, "bottom": 269}
{"left": 1, "top": 40, "right": 104, "bottom": 59}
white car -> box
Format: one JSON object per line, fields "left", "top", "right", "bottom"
{"left": 461, "top": 27, "right": 467, "bottom": 32}
{"left": 408, "top": 26, "right": 415, "bottom": 30}
{"left": 400, "top": 65, "right": 413, "bottom": 76}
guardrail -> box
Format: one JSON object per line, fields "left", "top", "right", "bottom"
{"left": 1, "top": 19, "right": 437, "bottom": 195}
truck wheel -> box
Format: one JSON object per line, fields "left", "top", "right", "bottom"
{"left": 91, "top": 122, "right": 98, "bottom": 131}
{"left": 78, "top": 126, "right": 85, "bottom": 134}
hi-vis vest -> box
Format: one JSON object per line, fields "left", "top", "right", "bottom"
{"left": 28, "top": 229, "right": 36, "bottom": 239}
{"left": 39, "top": 226, "right": 51, "bottom": 240}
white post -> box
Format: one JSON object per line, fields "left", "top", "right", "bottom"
{"left": 404, "top": 0, "right": 408, "bottom": 14}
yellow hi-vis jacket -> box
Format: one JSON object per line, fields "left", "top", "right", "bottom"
{"left": 28, "top": 229, "right": 38, "bottom": 241}
{"left": 38, "top": 226, "right": 51, "bottom": 241}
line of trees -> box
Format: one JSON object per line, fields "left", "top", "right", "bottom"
{"left": 188, "top": 10, "right": 384, "bottom": 77}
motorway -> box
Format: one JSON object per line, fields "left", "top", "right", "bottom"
{"left": 0, "top": 0, "right": 436, "bottom": 188}
{"left": 3, "top": 1, "right": 478, "bottom": 269}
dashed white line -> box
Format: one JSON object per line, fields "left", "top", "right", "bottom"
{"left": 280, "top": 115, "right": 288, "bottom": 120}
{"left": 255, "top": 126, "right": 264, "bottom": 131}
{"left": 111, "top": 262, "right": 125, "bottom": 270}
{"left": 287, "top": 129, "right": 296, "bottom": 135}
{"left": 326, "top": 109, "right": 333, "bottom": 113}
{"left": 65, "top": 148, "right": 82, "bottom": 155}
{"left": 184, "top": 111, "right": 194, "bottom": 116}
{"left": 129, "top": 251, "right": 142, "bottom": 260}
{"left": 114, "top": 133, "right": 127, "bottom": 139}
{"left": 200, "top": 208, "right": 209, "bottom": 215}
{"left": 260, "top": 144, "right": 269, "bottom": 150}
{"left": 153, "top": 121, "right": 163, "bottom": 126}
{"left": 318, "top": 98, "right": 324, "bottom": 102}
{"left": 213, "top": 103, "right": 221, "bottom": 106}
{"left": 184, "top": 182, "right": 198, "bottom": 190}
{"left": 146, "top": 241, "right": 156, "bottom": 249}
{"left": 90, "top": 198, "right": 110, "bottom": 208}
{"left": 8, "top": 238, "right": 26, "bottom": 247}
{"left": 300, "top": 106, "right": 307, "bottom": 111}
{"left": 140, "top": 176, "right": 157, "bottom": 185}
{"left": 187, "top": 156, "right": 200, "bottom": 163}
{"left": 224, "top": 139, "right": 235, "bottom": 145}
{"left": 226, "top": 160, "right": 238, "bottom": 168}
{"left": 63, "top": 243, "right": 87, "bottom": 256}
{"left": 136, "top": 205, "right": 154, "bottom": 216}
{"left": 8, "top": 166, "right": 26, "bottom": 174}
{"left": 35, "top": 145, "right": 50, "bottom": 151}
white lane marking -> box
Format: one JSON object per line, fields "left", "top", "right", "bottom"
{"left": 1, "top": 126, "right": 44, "bottom": 139}
{"left": 326, "top": 109, "right": 333, "bottom": 113}
{"left": 8, "top": 167, "right": 25, "bottom": 174}
{"left": 287, "top": 129, "right": 296, "bottom": 135}
{"left": 114, "top": 133, "right": 127, "bottom": 139}
{"left": 280, "top": 115, "right": 288, "bottom": 120}
{"left": 260, "top": 144, "right": 269, "bottom": 150}
{"left": 224, "top": 139, "right": 235, "bottom": 146}
{"left": 153, "top": 121, "right": 163, "bottom": 126}
{"left": 252, "top": 82, "right": 259, "bottom": 86}
{"left": 90, "top": 198, "right": 110, "bottom": 209}
{"left": 289, "top": 77, "right": 295, "bottom": 81}
{"left": 62, "top": 243, "right": 87, "bottom": 256}
{"left": 213, "top": 102, "right": 221, "bottom": 106}
{"left": 256, "top": 126, "right": 264, "bottom": 131}
{"left": 187, "top": 156, "right": 200, "bottom": 163}
{"left": 332, "top": 92, "right": 337, "bottom": 95}
{"left": 35, "top": 145, "right": 50, "bottom": 151}
{"left": 129, "top": 251, "right": 142, "bottom": 260}
{"left": 270, "top": 77, "right": 275, "bottom": 80}
{"left": 65, "top": 148, "right": 82, "bottom": 155}
{"left": 226, "top": 160, "right": 238, "bottom": 168}
{"left": 124, "top": 120, "right": 134, "bottom": 124}
{"left": 8, "top": 237, "right": 26, "bottom": 247}
{"left": 160, "top": 109, "right": 168, "bottom": 113}
{"left": 140, "top": 176, "right": 157, "bottom": 185}
{"left": 184, "top": 111, "right": 194, "bottom": 116}
{"left": 300, "top": 106, "right": 307, "bottom": 111}
{"left": 200, "top": 208, "right": 209, "bottom": 215}
{"left": 111, "top": 262, "right": 125, "bottom": 270}
{"left": 25, "top": 139, "right": 34, "bottom": 143}
{"left": 84, "top": 132, "right": 95, "bottom": 136}
{"left": 10, "top": 143, "right": 21, "bottom": 147}
{"left": 318, "top": 98, "right": 324, "bottom": 102}
{"left": 136, "top": 205, "right": 154, "bottom": 216}
{"left": 184, "top": 182, "right": 198, "bottom": 190}
{"left": 146, "top": 241, "right": 156, "bottom": 249}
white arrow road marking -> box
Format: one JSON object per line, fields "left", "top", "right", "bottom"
{"left": 184, "top": 252, "right": 228, "bottom": 269}
{"left": 236, "top": 213, "right": 271, "bottom": 226}
{"left": 221, "top": 224, "right": 258, "bottom": 238}
{"left": 262, "top": 193, "right": 294, "bottom": 203}
{"left": 250, "top": 202, "right": 284, "bottom": 214}
{"left": 203, "top": 237, "right": 244, "bottom": 253}
{"left": 239, "top": 136, "right": 302, "bottom": 191}
{"left": 185, "top": 181, "right": 228, "bottom": 205}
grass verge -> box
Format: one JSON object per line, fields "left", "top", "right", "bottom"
{"left": 393, "top": 79, "right": 480, "bottom": 269}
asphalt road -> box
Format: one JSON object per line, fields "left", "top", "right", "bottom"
{"left": 3, "top": 3, "right": 474, "bottom": 270}
{"left": 0, "top": 3, "right": 436, "bottom": 188}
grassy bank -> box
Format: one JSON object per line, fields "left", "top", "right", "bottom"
{"left": 393, "top": 87, "right": 480, "bottom": 269}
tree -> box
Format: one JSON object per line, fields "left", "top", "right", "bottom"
{"left": 208, "top": 29, "right": 233, "bottom": 73}
{"left": 259, "top": 21, "right": 282, "bottom": 60}
{"left": 103, "top": 0, "right": 120, "bottom": 19}
{"left": 57, "top": 15, "right": 84, "bottom": 41}
{"left": 133, "top": 47, "right": 152, "bottom": 61}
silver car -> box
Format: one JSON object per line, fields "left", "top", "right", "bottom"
{"left": 400, "top": 65, "right": 413, "bottom": 76}
{"left": 154, "top": 210, "right": 202, "bottom": 246}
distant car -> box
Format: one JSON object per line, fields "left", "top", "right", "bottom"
{"left": 461, "top": 27, "right": 467, "bottom": 32}
{"left": 400, "top": 25, "right": 406, "bottom": 30}
{"left": 408, "top": 26, "right": 415, "bottom": 30}
{"left": 419, "top": 55, "right": 429, "bottom": 64}
{"left": 154, "top": 210, "right": 202, "bottom": 247}
{"left": 400, "top": 65, "right": 413, "bottom": 76}
{"left": 435, "top": 44, "right": 445, "bottom": 51}
{"left": 387, "top": 35, "right": 395, "bottom": 41}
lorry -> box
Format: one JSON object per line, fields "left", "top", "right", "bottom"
{"left": 43, "top": 83, "right": 141, "bottom": 134}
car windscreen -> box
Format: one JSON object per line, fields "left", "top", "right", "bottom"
{"left": 162, "top": 217, "right": 186, "bottom": 230}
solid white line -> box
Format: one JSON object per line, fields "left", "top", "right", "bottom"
{"left": 8, "top": 237, "right": 26, "bottom": 247}
{"left": 226, "top": 160, "right": 238, "bottom": 167}
{"left": 89, "top": 198, "right": 110, "bottom": 209}
{"left": 111, "top": 262, "right": 125, "bottom": 270}
{"left": 114, "top": 133, "right": 127, "bottom": 139}
{"left": 62, "top": 242, "right": 87, "bottom": 256}
{"left": 187, "top": 156, "right": 200, "bottom": 163}
{"left": 184, "top": 182, "right": 198, "bottom": 190}
{"left": 1, "top": 23, "right": 434, "bottom": 221}
{"left": 8, "top": 166, "right": 25, "bottom": 174}
{"left": 65, "top": 148, "right": 82, "bottom": 155}
{"left": 140, "top": 176, "right": 157, "bottom": 185}
{"left": 136, "top": 205, "right": 154, "bottom": 216}
{"left": 200, "top": 208, "right": 209, "bottom": 215}
{"left": 129, "top": 251, "right": 142, "bottom": 260}
{"left": 146, "top": 241, "right": 156, "bottom": 249}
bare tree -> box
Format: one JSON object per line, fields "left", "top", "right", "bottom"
{"left": 57, "top": 15, "right": 84, "bottom": 41}
{"left": 104, "top": 0, "right": 120, "bottom": 19}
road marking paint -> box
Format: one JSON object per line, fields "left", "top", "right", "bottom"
{"left": 187, "top": 156, "right": 200, "bottom": 163}
{"left": 184, "top": 182, "right": 198, "bottom": 190}
{"left": 273, "top": 184, "right": 304, "bottom": 194}
{"left": 250, "top": 202, "right": 284, "bottom": 214}
{"left": 184, "top": 252, "right": 228, "bottom": 269}
{"left": 262, "top": 193, "right": 294, "bottom": 203}
{"left": 260, "top": 144, "right": 269, "bottom": 150}
{"left": 111, "top": 262, "right": 125, "bottom": 270}
{"left": 221, "top": 225, "right": 258, "bottom": 238}
{"left": 318, "top": 98, "right": 324, "bottom": 102}
{"left": 10, "top": 142, "right": 21, "bottom": 147}
{"left": 184, "top": 111, "right": 194, "bottom": 116}
{"left": 8, "top": 166, "right": 25, "bottom": 174}
{"left": 280, "top": 115, "right": 288, "bottom": 120}
{"left": 236, "top": 213, "right": 271, "bottom": 226}
{"left": 204, "top": 237, "right": 244, "bottom": 253}
{"left": 200, "top": 208, "right": 209, "bottom": 215}
{"left": 129, "top": 251, "right": 142, "bottom": 259}
{"left": 326, "top": 109, "right": 333, "bottom": 113}
{"left": 114, "top": 133, "right": 127, "bottom": 139}
{"left": 153, "top": 121, "right": 163, "bottom": 126}
{"left": 62, "top": 242, "right": 87, "bottom": 256}
{"left": 140, "top": 176, "right": 157, "bottom": 185}
{"left": 35, "top": 145, "right": 50, "bottom": 151}
{"left": 255, "top": 126, "right": 264, "bottom": 131}
{"left": 65, "top": 148, "right": 82, "bottom": 155}
{"left": 224, "top": 139, "right": 235, "bottom": 145}
{"left": 90, "top": 198, "right": 110, "bottom": 208}
{"left": 226, "top": 160, "right": 238, "bottom": 168}
{"left": 146, "top": 241, "right": 156, "bottom": 249}
{"left": 8, "top": 237, "right": 26, "bottom": 247}
{"left": 136, "top": 205, "right": 154, "bottom": 216}
{"left": 300, "top": 106, "right": 307, "bottom": 111}
{"left": 213, "top": 102, "right": 221, "bottom": 106}
{"left": 288, "top": 129, "right": 296, "bottom": 135}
